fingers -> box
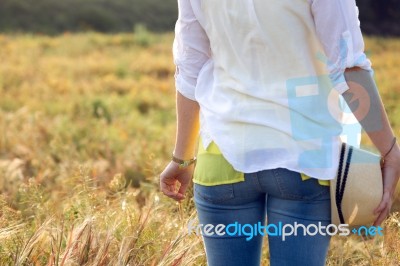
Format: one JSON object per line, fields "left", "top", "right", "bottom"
{"left": 159, "top": 165, "right": 187, "bottom": 201}
{"left": 373, "top": 159, "right": 396, "bottom": 220}
{"left": 159, "top": 162, "right": 193, "bottom": 201}
{"left": 373, "top": 189, "right": 391, "bottom": 214}
{"left": 373, "top": 190, "right": 392, "bottom": 226}
{"left": 177, "top": 179, "right": 190, "bottom": 198}
{"left": 373, "top": 206, "right": 390, "bottom": 226}
{"left": 160, "top": 181, "right": 185, "bottom": 201}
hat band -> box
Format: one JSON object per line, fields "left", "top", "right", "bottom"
{"left": 335, "top": 143, "right": 354, "bottom": 224}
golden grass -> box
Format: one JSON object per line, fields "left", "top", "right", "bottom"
{"left": 0, "top": 32, "right": 399, "bottom": 265}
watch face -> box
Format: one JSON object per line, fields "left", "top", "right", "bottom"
{"left": 179, "top": 160, "right": 193, "bottom": 169}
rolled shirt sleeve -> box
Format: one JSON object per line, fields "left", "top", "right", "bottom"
{"left": 173, "top": 0, "right": 211, "bottom": 101}
{"left": 311, "top": 0, "right": 373, "bottom": 94}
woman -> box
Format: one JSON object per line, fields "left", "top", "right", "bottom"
{"left": 160, "top": 0, "right": 400, "bottom": 265}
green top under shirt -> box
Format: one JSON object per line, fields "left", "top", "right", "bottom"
{"left": 193, "top": 138, "right": 330, "bottom": 187}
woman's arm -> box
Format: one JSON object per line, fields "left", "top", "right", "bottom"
{"left": 343, "top": 68, "right": 400, "bottom": 226}
{"left": 159, "top": 92, "right": 199, "bottom": 201}
{"left": 160, "top": 0, "right": 210, "bottom": 201}
{"left": 173, "top": 92, "right": 200, "bottom": 160}
{"left": 343, "top": 68, "right": 396, "bottom": 155}
{"left": 311, "top": 0, "right": 400, "bottom": 225}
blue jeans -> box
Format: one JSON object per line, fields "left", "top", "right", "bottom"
{"left": 193, "top": 168, "right": 331, "bottom": 266}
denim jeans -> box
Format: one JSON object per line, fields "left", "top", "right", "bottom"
{"left": 193, "top": 168, "right": 331, "bottom": 266}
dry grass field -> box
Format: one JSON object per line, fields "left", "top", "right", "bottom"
{"left": 0, "top": 32, "right": 399, "bottom": 265}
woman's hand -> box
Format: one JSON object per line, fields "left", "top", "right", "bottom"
{"left": 160, "top": 161, "right": 194, "bottom": 201}
{"left": 373, "top": 146, "right": 400, "bottom": 226}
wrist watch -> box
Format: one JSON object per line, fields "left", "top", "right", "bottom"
{"left": 172, "top": 154, "right": 197, "bottom": 169}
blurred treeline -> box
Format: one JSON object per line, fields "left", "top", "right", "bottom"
{"left": 0, "top": 0, "right": 177, "bottom": 34}
{"left": 358, "top": 0, "right": 400, "bottom": 35}
{"left": 0, "top": 0, "right": 399, "bottom": 35}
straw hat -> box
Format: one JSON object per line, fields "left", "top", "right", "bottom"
{"left": 330, "top": 143, "right": 383, "bottom": 227}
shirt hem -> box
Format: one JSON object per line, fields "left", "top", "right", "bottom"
{"left": 193, "top": 175, "right": 245, "bottom": 186}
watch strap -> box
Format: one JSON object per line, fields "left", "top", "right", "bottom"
{"left": 171, "top": 154, "right": 197, "bottom": 168}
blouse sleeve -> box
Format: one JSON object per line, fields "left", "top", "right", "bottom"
{"left": 310, "top": 0, "right": 373, "bottom": 94}
{"left": 173, "top": 0, "right": 211, "bottom": 101}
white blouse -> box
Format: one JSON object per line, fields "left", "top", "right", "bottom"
{"left": 173, "top": 0, "right": 372, "bottom": 180}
